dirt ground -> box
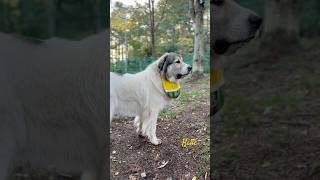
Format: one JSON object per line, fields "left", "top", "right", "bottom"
{"left": 110, "top": 75, "right": 210, "bottom": 180}
{"left": 8, "top": 42, "right": 319, "bottom": 180}
{"left": 212, "top": 41, "right": 320, "bottom": 180}
{"left": 9, "top": 76, "right": 209, "bottom": 180}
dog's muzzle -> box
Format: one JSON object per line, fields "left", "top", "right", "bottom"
{"left": 177, "top": 66, "right": 192, "bottom": 79}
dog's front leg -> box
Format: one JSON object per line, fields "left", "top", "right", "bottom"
{"left": 142, "top": 110, "right": 161, "bottom": 145}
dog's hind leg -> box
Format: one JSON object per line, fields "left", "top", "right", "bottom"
{"left": 134, "top": 116, "right": 141, "bottom": 134}
{"left": 134, "top": 115, "right": 147, "bottom": 138}
{"left": 110, "top": 107, "right": 114, "bottom": 122}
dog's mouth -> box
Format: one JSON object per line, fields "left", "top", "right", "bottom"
{"left": 214, "top": 36, "right": 255, "bottom": 55}
{"left": 176, "top": 73, "right": 189, "bottom": 79}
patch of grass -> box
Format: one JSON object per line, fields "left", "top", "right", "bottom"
{"left": 198, "top": 137, "right": 210, "bottom": 177}
{"left": 221, "top": 149, "right": 241, "bottom": 162}
{"left": 301, "top": 38, "right": 320, "bottom": 50}
{"left": 178, "top": 90, "right": 203, "bottom": 104}
{"left": 224, "top": 95, "right": 258, "bottom": 114}
{"left": 222, "top": 116, "right": 259, "bottom": 136}
{"left": 159, "top": 108, "right": 177, "bottom": 119}
{"left": 302, "top": 75, "right": 320, "bottom": 89}
{"left": 266, "top": 125, "right": 289, "bottom": 147}
{"left": 199, "top": 137, "right": 210, "bottom": 162}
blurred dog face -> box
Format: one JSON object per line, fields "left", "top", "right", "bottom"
{"left": 212, "top": 0, "right": 262, "bottom": 54}
{"left": 158, "top": 53, "right": 192, "bottom": 82}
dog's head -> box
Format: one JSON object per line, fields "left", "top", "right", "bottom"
{"left": 157, "top": 52, "right": 192, "bottom": 82}
{"left": 212, "top": 0, "right": 262, "bottom": 55}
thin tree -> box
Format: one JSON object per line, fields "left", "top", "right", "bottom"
{"left": 148, "top": 0, "right": 156, "bottom": 56}
{"left": 47, "top": 0, "right": 56, "bottom": 37}
{"left": 189, "top": 0, "right": 205, "bottom": 76}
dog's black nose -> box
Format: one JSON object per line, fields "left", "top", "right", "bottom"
{"left": 188, "top": 66, "right": 192, "bottom": 71}
{"left": 248, "top": 14, "right": 262, "bottom": 29}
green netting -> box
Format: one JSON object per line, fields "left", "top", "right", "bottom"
{"left": 111, "top": 52, "right": 210, "bottom": 74}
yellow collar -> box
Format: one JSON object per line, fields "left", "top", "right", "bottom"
{"left": 161, "top": 75, "right": 181, "bottom": 98}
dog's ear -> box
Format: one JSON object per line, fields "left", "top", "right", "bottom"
{"left": 158, "top": 53, "right": 169, "bottom": 71}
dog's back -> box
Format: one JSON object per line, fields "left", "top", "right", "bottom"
{"left": 110, "top": 72, "right": 150, "bottom": 119}
{"left": 0, "top": 32, "right": 107, "bottom": 179}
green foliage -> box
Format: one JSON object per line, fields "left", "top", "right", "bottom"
{"left": 0, "top": 0, "right": 107, "bottom": 39}
{"left": 111, "top": 0, "right": 209, "bottom": 59}
{"left": 159, "top": 42, "right": 180, "bottom": 53}
{"left": 300, "top": 0, "right": 320, "bottom": 37}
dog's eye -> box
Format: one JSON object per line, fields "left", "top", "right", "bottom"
{"left": 176, "top": 60, "right": 180, "bottom": 64}
{"left": 212, "top": 0, "right": 224, "bottom": 6}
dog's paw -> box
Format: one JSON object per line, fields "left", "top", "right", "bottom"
{"left": 136, "top": 128, "right": 141, "bottom": 134}
{"left": 150, "top": 138, "right": 162, "bottom": 145}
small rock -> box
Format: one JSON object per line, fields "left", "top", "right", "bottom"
{"left": 141, "top": 172, "right": 147, "bottom": 178}
{"left": 129, "top": 175, "right": 137, "bottom": 180}
{"left": 154, "top": 153, "right": 160, "bottom": 161}
{"left": 184, "top": 172, "right": 191, "bottom": 178}
{"left": 114, "top": 172, "right": 119, "bottom": 176}
{"left": 112, "top": 150, "right": 116, "bottom": 154}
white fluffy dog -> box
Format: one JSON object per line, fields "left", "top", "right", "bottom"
{"left": 110, "top": 52, "right": 192, "bottom": 145}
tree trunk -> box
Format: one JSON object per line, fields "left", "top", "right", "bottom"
{"left": 47, "top": 0, "right": 56, "bottom": 37}
{"left": 93, "top": 0, "right": 101, "bottom": 33}
{"left": 262, "top": 0, "right": 300, "bottom": 53}
{"left": 2, "top": 0, "right": 9, "bottom": 32}
{"left": 148, "top": 0, "right": 156, "bottom": 56}
{"left": 189, "top": 0, "right": 205, "bottom": 76}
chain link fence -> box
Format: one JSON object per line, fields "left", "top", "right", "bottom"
{"left": 111, "top": 52, "right": 210, "bottom": 74}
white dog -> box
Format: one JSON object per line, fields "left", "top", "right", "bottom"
{"left": 110, "top": 52, "right": 192, "bottom": 145}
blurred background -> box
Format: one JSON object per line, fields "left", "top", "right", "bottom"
{"left": 110, "top": 0, "right": 210, "bottom": 74}
{"left": 0, "top": 0, "right": 107, "bottom": 179}
{"left": 0, "top": 0, "right": 107, "bottom": 39}
{"left": 213, "top": 0, "right": 320, "bottom": 179}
